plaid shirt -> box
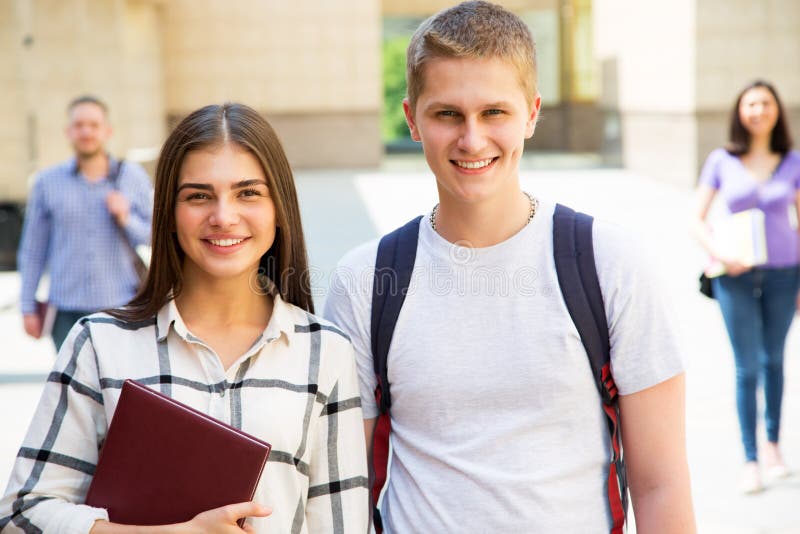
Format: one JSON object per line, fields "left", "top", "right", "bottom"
{"left": 17, "top": 156, "right": 153, "bottom": 314}
{"left": 0, "top": 294, "right": 369, "bottom": 533}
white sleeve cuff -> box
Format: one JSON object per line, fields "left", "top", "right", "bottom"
{"left": 63, "top": 504, "right": 109, "bottom": 534}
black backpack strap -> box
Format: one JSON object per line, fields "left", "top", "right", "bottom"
{"left": 369, "top": 215, "right": 422, "bottom": 533}
{"left": 552, "top": 203, "right": 627, "bottom": 534}
{"left": 371, "top": 215, "right": 423, "bottom": 412}
{"left": 107, "top": 158, "right": 125, "bottom": 188}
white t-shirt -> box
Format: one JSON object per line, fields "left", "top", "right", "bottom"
{"left": 324, "top": 199, "right": 684, "bottom": 533}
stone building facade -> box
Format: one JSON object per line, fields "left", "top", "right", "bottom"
{"left": 2, "top": 0, "right": 800, "bottom": 201}
{"left": 2, "top": 0, "right": 381, "bottom": 202}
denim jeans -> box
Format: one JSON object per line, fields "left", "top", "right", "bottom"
{"left": 712, "top": 266, "right": 800, "bottom": 462}
{"left": 52, "top": 309, "right": 93, "bottom": 353}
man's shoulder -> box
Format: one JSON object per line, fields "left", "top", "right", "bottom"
{"left": 589, "top": 217, "right": 645, "bottom": 271}
{"left": 120, "top": 160, "right": 152, "bottom": 184}
{"left": 121, "top": 159, "right": 148, "bottom": 174}
{"left": 335, "top": 237, "right": 381, "bottom": 273}
{"left": 34, "top": 159, "right": 76, "bottom": 183}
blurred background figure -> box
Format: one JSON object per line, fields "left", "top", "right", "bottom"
{"left": 17, "top": 95, "right": 153, "bottom": 351}
{"left": 692, "top": 80, "right": 800, "bottom": 494}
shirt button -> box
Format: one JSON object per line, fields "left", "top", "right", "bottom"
{"left": 219, "top": 388, "right": 226, "bottom": 398}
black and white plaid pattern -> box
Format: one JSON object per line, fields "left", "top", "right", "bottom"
{"left": 0, "top": 295, "right": 369, "bottom": 533}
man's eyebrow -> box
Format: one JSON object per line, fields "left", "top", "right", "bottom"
{"left": 423, "top": 101, "right": 514, "bottom": 110}
{"left": 483, "top": 101, "right": 513, "bottom": 108}
{"left": 424, "top": 101, "right": 459, "bottom": 110}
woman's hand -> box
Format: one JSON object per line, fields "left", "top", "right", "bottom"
{"left": 90, "top": 502, "right": 271, "bottom": 534}
{"left": 182, "top": 502, "right": 271, "bottom": 533}
{"left": 719, "top": 258, "right": 749, "bottom": 277}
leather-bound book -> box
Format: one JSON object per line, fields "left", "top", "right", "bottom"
{"left": 85, "top": 379, "right": 271, "bottom": 526}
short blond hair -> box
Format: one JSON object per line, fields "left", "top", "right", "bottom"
{"left": 406, "top": 1, "right": 537, "bottom": 110}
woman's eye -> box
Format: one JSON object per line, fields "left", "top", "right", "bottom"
{"left": 239, "top": 188, "right": 263, "bottom": 198}
{"left": 185, "top": 192, "right": 210, "bottom": 201}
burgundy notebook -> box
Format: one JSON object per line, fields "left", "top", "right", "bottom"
{"left": 85, "top": 379, "right": 271, "bottom": 526}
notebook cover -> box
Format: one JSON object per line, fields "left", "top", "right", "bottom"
{"left": 85, "top": 379, "right": 271, "bottom": 526}
{"left": 35, "top": 300, "right": 56, "bottom": 338}
{"left": 704, "top": 208, "right": 768, "bottom": 277}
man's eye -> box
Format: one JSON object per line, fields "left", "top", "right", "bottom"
{"left": 438, "top": 110, "right": 458, "bottom": 117}
{"left": 485, "top": 109, "right": 504, "bottom": 116}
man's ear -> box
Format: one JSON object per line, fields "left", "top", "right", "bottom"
{"left": 403, "top": 98, "right": 421, "bottom": 142}
{"left": 525, "top": 93, "right": 542, "bottom": 139}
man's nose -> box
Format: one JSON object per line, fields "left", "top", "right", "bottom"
{"left": 457, "top": 117, "right": 488, "bottom": 154}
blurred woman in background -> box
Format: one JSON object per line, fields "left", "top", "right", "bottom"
{"left": 692, "top": 80, "right": 800, "bottom": 494}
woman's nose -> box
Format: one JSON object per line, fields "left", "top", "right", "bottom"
{"left": 209, "top": 198, "right": 240, "bottom": 227}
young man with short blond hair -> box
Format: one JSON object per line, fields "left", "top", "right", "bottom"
{"left": 325, "top": 2, "right": 696, "bottom": 532}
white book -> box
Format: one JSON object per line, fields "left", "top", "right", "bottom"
{"left": 705, "top": 208, "right": 768, "bottom": 277}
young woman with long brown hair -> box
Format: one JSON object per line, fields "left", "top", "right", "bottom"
{"left": 693, "top": 80, "right": 800, "bottom": 494}
{"left": 1, "top": 103, "right": 368, "bottom": 533}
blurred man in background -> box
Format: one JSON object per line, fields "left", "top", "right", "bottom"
{"left": 18, "top": 95, "right": 153, "bottom": 351}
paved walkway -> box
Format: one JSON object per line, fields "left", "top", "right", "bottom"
{"left": 1, "top": 159, "right": 799, "bottom": 532}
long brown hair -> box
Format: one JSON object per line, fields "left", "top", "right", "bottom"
{"left": 726, "top": 79, "right": 793, "bottom": 156}
{"left": 110, "top": 103, "right": 314, "bottom": 322}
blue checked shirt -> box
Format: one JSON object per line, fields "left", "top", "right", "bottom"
{"left": 17, "top": 156, "right": 153, "bottom": 314}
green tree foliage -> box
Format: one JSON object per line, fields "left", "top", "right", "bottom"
{"left": 382, "top": 35, "right": 412, "bottom": 142}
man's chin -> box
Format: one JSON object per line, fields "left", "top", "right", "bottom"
{"left": 74, "top": 146, "right": 104, "bottom": 159}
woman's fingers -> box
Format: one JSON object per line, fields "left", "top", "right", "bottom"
{"left": 188, "top": 501, "right": 272, "bottom": 532}
{"left": 222, "top": 501, "right": 271, "bottom": 521}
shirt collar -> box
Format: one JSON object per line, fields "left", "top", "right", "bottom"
{"left": 70, "top": 153, "right": 116, "bottom": 178}
{"left": 156, "top": 291, "right": 294, "bottom": 347}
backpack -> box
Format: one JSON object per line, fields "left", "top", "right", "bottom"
{"left": 369, "top": 203, "right": 627, "bottom": 534}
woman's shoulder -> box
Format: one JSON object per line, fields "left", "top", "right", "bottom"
{"left": 783, "top": 149, "right": 800, "bottom": 165}
{"left": 68, "top": 311, "right": 158, "bottom": 350}
{"left": 81, "top": 310, "right": 158, "bottom": 331}
{"left": 53, "top": 312, "right": 158, "bottom": 378}
{"left": 279, "top": 299, "right": 352, "bottom": 346}
{"left": 706, "top": 147, "right": 735, "bottom": 164}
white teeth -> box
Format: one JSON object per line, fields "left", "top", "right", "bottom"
{"left": 208, "top": 238, "right": 244, "bottom": 247}
{"left": 455, "top": 158, "right": 493, "bottom": 169}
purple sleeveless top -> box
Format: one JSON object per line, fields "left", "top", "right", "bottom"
{"left": 699, "top": 148, "right": 800, "bottom": 268}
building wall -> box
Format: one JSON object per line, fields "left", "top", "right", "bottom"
{"left": 694, "top": 0, "right": 800, "bottom": 179}
{"left": 0, "top": 0, "right": 166, "bottom": 201}
{"left": 161, "top": 0, "right": 382, "bottom": 168}
{"left": 0, "top": 1, "right": 29, "bottom": 202}
{"left": 0, "top": 0, "right": 383, "bottom": 205}
{"left": 383, "top": 0, "right": 557, "bottom": 17}
{"left": 595, "top": 0, "right": 800, "bottom": 187}
{"left": 594, "top": 0, "right": 698, "bottom": 184}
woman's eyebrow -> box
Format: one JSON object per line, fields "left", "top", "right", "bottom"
{"left": 176, "top": 182, "right": 213, "bottom": 193}
{"left": 232, "top": 179, "right": 268, "bottom": 188}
